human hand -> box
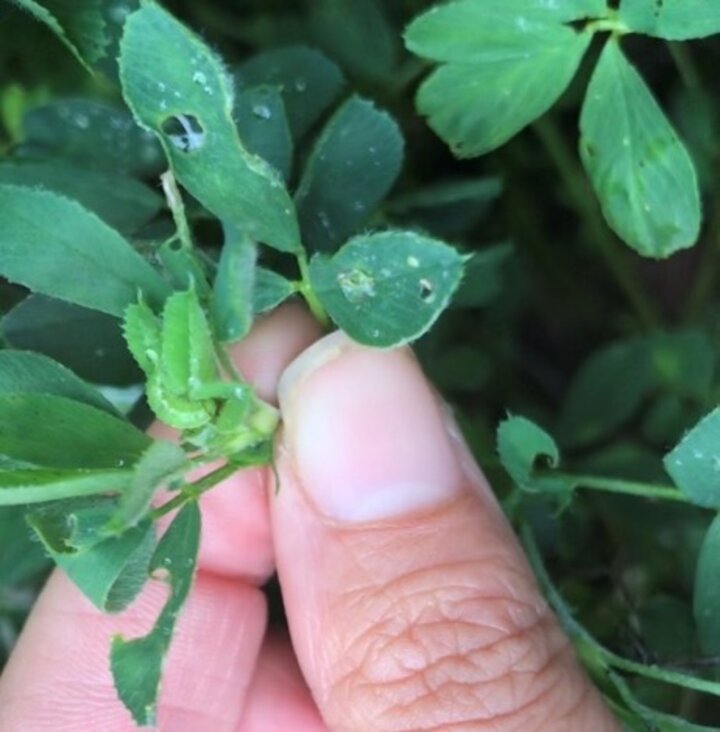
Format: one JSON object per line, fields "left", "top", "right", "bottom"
{"left": 0, "top": 306, "right": 620, "bottom": 731}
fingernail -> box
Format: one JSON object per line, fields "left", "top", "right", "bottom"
{"left": 278, "top": 332, "right": 464, "bottom": 522}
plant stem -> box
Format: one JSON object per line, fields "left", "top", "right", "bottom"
{"left": 533, "top": 115, "right": 659, "bottom": 330}
{"left": 215, "top": 342, "right": 243, "bottom": 383}
{"left": 548, "top": 472, "right": 690, "bottom": 504}
{"left": 296, "top": 251, "right": 330, "bottom": 328}
{"left": 160, "top": 170, "right": 194, "bottom": 250}
{"left": 151, "top": 462, "right": 238, "bottom": 519}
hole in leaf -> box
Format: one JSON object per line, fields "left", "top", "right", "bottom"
{"left": 418, "top": 278, "right": 435, "bottom": 303}
{"left": 161, "top": 114, "right": 205, "bottom": 153}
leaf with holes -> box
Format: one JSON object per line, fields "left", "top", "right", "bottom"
{"left": 0, "top": 185, "right": 170, "bottom": 317}
{"left": 119, "top": 3, "right": 300, "bottom": 252}
{"left": 405, "top": 0, "right": 599, "bottom": 157}
{"left": 579, "top": 41, "right": 700, "bottom": 257}
{"left": 619, "top": 0, "right": 720, "bottom": 41}
{"left": 308, "top": 231, "right": 464, "bottom": 347}
{"left": 295, "top": 96, "right": 404, "bottom": 253}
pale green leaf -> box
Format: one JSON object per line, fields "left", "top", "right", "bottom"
{"left": 119, "top": 2, "right": 301, "bottom": 252}
{"left": 694, "top": 514, "right": 720, "bottom": 656}
{"left": 235, "top": 46, "right": 344, "bottom": 140}
{"left": 497, "top": 415, "right": 560, "bottom": 491}
{"left": 405, "top": 0, "right": 595, "bottom": 156}
{"left": 0, "top": 185, "right": 170, "bottom": 316}
{"left": 0, "top": 394, "right": 150, "bottom": 469}
{"left": 664, "top": 408, "right": 720, "bottom": 508}
{"left": 619, "top": 0, "right": 720, "bottom": 41}
{"left": 211, "top": 228, "right": 257, "bottom": 343}
{"left": 309, "top": 231, "right": 464, "bottom": 347}
{"left": 111, "top": 502, "right": 200, "bottom": 727}
{"left": 253, "top": 268, "right": 295, "bottom": 314}
{"left": 0, "top": 469, "right": 131, "bottom": 506}
{"left": 295, "top": 96, "right": 404, "bottom": 253}
{"left": 579, "top": 41, "right": 700, "bottom": 257}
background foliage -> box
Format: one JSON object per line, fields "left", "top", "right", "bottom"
{"left": 2, "top": 0, "right": 720, "bottom": 728}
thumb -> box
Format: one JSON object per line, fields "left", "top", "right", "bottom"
{"left": 270, "top": 333, "right": 619, "bottom": 732}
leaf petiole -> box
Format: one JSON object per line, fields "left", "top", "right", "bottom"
{"left": 296, "top": 250, "right": 330, "bottom": 328}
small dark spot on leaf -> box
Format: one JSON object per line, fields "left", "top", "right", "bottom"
{"left": 161, "top": 114, "right": 205, "bottom": 153}
{"left": 419, "top": 278, "right": 434, "bottom": 302}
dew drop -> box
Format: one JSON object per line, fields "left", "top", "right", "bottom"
{"left": 192, "top": 71, "right": 207, "bottom": 85}
{"left": 294, "top": 78, "right": 307, "bottom": 92}
{"left": 158, "top": 81, "right": 167, "bottom": 92}
{"left": 75, "top": 114, "right": 90, "bottom": 129}
{"left": 337, "top": 269, "right": 376, "bottom": 304}
{"left": 407, "top": 256, "right": 420, "bottom": 268}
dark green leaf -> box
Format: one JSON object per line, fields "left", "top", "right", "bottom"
{"left": 253, "top": 268, "right": 295, "bottom": 314}
{"left": 0, "top": 160, "right": 162, "bottom": 234}
{"left": 211, "top": 228, "right": 257, "bottom": 343}
{"left": 29, "top": 499, "right": 155, "bottom": 612}
{"left": 11, "top": 0, "right": 109, "bottom": 70}
{"left": 406, "top": 0, "right": 596, "bottom": 157}
{"left": 1, "top": 295, "right": 142, "bottom": 387}
{"left": 296, "top": 96, "right": 403, "bottom": 252}
{"left": 694, "top": 514, "right": 720, "bottom": 656}
{"left": 309, "top": 231, "right": 464, "bottom": 347}
{"left": 0, "top": 185, "right": 170, "bottom": 316}
{"left": 235, "top": 46, "right": 344, "bottom": 140}
{"left": 387, "top": 177, "right": 502, "bottom": 239}
{"left": 619, "top": 0, "right": 720, "bottom": 41}
{"left": 0, "top": 468, "right": 131, "bottom": 506}
{"left": 664, "top": 408, "right": 720, "bottom": 508}
{"left": 119, "top": 3, "right": 301, "bottom": 252}
{"left": 22, "top": 100, "right": 163, "bottom": 177}
{"left": 111, "top": 502, "right": 200, "bottom": 727}
{"left": 308, "top": 0, "right": 399, "bottom": 83}
{"left": 0, "top": 350, "right": 117, "bottom": 415}
{"left": 453, "top": 243, "right": 513, "bottom": 309}
{"left": 579, "top": 41, "right": 700, "bottom": 257}
{"left": 234, "top": 85, "right": 293, "bottom": 180}
{"left": 0, "top": 394, "right": 150, "bottom": 469}
{"left": 103, "top": 440, "right": 186, "bottom": 536}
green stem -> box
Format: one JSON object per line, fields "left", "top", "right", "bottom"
{"left": 161, "top": 170, "right": 194, "bottom": 251}
{"left": 296, "top": 251, "right": 330, "bottom": 328}
{"left": 521, "top": 523, "right": 720, "bottom": 698}
{"left": 547, "top": 472, "right": 690, "bottom": 504}
{"left": 215, "top": 342, "right": 243, "bottom": 383}
{"left": 151, "top": 462, "right": 238, "bottom": 519}
{"left": 533, "top": 115, "right": 659, "bottom": 330}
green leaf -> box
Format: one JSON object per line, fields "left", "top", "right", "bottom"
{"left": 387, "top": 177, "right": 502, "bottom": 239}
{"left": 211, "top": 228, "right": 257, "bottom": 343}
{"left": 0, "top": 350, "right": 118, "bottom": 415}
{"left": 664, "top": 409, "right": 720, "bottom": 508}
{"left": 0, "top": 468, "right": 131, "bottom": 506}
{"left": 309, "top": 231, "right": 464, "bottom": 347}
{"left": 234, "top": 85, "right": 293, "bottom": 180}
{"left": 253, "top": 268, "right": 295, "bottom": 314}
{"left": 497, "top": 415, "right": 560, "bottom": 491}
{"left": 0, "top": 506, "right": 50, "bottom": 584}
{"left": 453, "top": 243, "right": 513, "bottom": 309}
{"left": 0, "top": 185, "right": 170, "bottom": 316}
{"left": 111, "top": 502, "right": 200, "bottom": 727}
{"left": 29, "top": 499, "right": 155, "bottom": 612}
{"left": 0, "top": 160, "right": 161, "bottom": 234}
{"left": 119, "top": 2, "right": 301, "bottom": 253}
{"left": 22, "top": 100, "right": 164, "bottom": 177}
{"left": 235, "top": 46, "right": 344, "bottom": 140}
{"left": 579, "top": 41, "right": 700, "bottom": 258}
{"left": 308, "top": 0, "right": 399, "bottom": 83}
{"left": 11, "top": 0, "right": 109, "bottom": 71}
{"left": 405, "top": 0, "right": 594, "bottom": 157}
{"left": 0, "top": 394, "right": 150, "bottom": 469}
{"left": 295, "top": 96, "right": 404, "bottom": 253}
{"left": 2, "top": 295, "right": 143, "bottom": 387}
{"left": 694, "top": 514, "right": 720, "bottom": 656}
{"left": 103, "top": 440, "right": 186, "bottom": 536}
{"left": 619, "top": 0, "right": 720, "bottom": 41}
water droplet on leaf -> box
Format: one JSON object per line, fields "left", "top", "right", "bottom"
{"left": 252, "top": 104, "right": 272, "bottom": 120}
